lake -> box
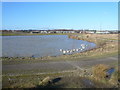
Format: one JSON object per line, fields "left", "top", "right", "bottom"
{"left": 2, "top": 35, "right": 96, "bottom": 57}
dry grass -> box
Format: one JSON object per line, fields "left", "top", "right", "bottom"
{"left": 39, "top": 76, "right": 51, "bottom": 86}
{"left": 68, "top": 34, "right": 118, "bottom": 59}
{"left": 69, "top": 34, "right": 118, "bottom": 46}
{"left": 90, "top": 64, "right": 119, "bottom": 87}
{"left": 109, "top": 70, "right": 118, "bottom": 86}
{"left": 92, "top": 64, "right": 109, "bottom": 79}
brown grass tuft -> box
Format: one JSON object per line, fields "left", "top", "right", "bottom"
{"left": 92, "top": 64, "right": 109, "bottom": 79}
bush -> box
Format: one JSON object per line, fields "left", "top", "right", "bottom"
{"left": 92, "top": 64, "right": 109, "bottom": 79}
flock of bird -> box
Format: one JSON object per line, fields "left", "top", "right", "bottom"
{"left": 59, "top": 44, "right": 87, "bottom": 55}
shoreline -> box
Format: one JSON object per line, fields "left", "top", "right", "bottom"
{"left": 1, "top": 32, "right": 70, "bottom": 36}
{"left": 2, "top": 34, "right": 97, "bottom": 59}
{"left": 2, "top": 34, "right": 118, "bottom": 62}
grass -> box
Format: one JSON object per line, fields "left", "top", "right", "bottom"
{"left": 3, "top": 67, "right": 118, "bottom": 88}
{"left": 1, "top": 32, "right": 71, "bottom": 36}
{"left": 68, "top": 34, "right": 118, "bottom": 59}
{"left": 3, "top": 64, "right": 119, "bottom": 88}
{"left": 2, "top": 71, "right": 73, "bottom": 88}
{"left": 87, "top": 63, "right": 118, "bottom": 87}
{"left": 92, "top": 64, "right": 109, "bottom": 79}
{"left": 2, "top": 50, "right": 117, "bottom": 65}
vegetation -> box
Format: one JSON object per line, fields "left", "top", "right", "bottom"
{"left": 1, "top": 32, "right": 71, "bottom": 36}
{"left": 92, "top": 64, "right": 109, "bottom": 79}
{"left": 3, "top": 65, "right": 119, "bottom": 88}
{"left": 91, "top": 64, "right": 119, "bottom": 87}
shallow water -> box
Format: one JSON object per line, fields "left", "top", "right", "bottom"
{"left": 2, "top": 35, "right": 96, "bottom": 57}
{"left": 107, "top": 68, "right": 115, "bottom": 77}
{"left": 82, "top": 78, "right": 95, "bottom": 87}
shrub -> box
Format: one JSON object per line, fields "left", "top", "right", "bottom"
{"left": 92, "top": 64, "right": 109, "bottom": 79}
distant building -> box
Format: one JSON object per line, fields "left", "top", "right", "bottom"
{"left": 47, "top": 30, "right": 75, "bottom": 34}
{"left": 96, "top": 31, "right": 110, "bottom": 34}
{"left": 85, "top": 31, "right": 96, "bottom": 34}
{"left": 30, "top": 31, "right": 40, "bottom": 34}
{"left": 40, "top": 30, "right": 48, "bottom": 33}
{"left": 3, "top": 29, "right": 117, "bottom": 34}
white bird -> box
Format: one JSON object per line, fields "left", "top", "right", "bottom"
{"left": 78, "top": 48, "right": 80, "bottom": 50}
{"left": 70, "top": 50, "right": 73, "bottom": 53}
{"left": 82, "top": 46, "right": 85, "bottom": 49}
{"left": 66, "top": 50, "right": 70, "bottom": 53}
{"left": 62, "top": 50, "right": 66, "bottom": 54}
{"left": 76, "top": 49, "right": 79, "bottom": 51}
{"left": 80, "top": 48, "right": 83, "bottom": 50}
{"left": 72, "top": 49, "right": 76, "bottom": 52}
{"left": 81, "top": 44, "right": 84, "bottom": 47}
{"left": 81, "top": 44, "right": 86, "bottom": 49}
{"left": 60, "top": 49, "right": 63, "bottom": 52}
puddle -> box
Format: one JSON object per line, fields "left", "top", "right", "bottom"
{"left": 107, "top": 68, "right": 115, "bottom": 75}
{"left": 82, "top": 78, "right": 95, "bottom": 87}
{"left": 106, "top": 68, "right": 115, "bottom": 78}
{"left": 51, "top": 77, "right": 62, "bottom": 84}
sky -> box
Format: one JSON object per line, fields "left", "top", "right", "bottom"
{"left": 2, "top": 2, "right": 118, "bottom": 30}
{"left": 1, "top": 0, "right": 119, "bottom": 2}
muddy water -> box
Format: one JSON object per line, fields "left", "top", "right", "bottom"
{"left": 2, "top": 35, "right": 96, "bottom": 57}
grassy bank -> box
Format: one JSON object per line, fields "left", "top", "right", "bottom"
{"left": 68, "top": 34, "right": 118, "bottom": 58}
{"left": 1, "top": 32, "right": 71, "bottom": 36}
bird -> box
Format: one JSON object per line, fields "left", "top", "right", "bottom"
{"left": 69, "top": 50, "right": 73, "bottom": 54}
{"left": 76, "top": 49, "right": 79, "bottom": 51}
{"left": 60, "top": 49, "right": 67, "bottom": 54}
{"left": 66, "top": 50, "right": 70, "bottom": 53}
{"left": 62, "top": 50, "right": 67, "bottom": 55}
{"left": 60, "top": 49, "right": 63, "bottom": 52}
{"left": 81, "top": 44, "right": 86, "bottom": 49}
{"left": 80, "top": 48, "right": 83, "bottom": 50}
{"left": 78, "top": 48, "right": 81, "bottom": 50}
{"left": 82, "top": 46, "right": 85, "bottom": 49}
{"left": 72, "top": 49, "right": 76, "bottom": 52}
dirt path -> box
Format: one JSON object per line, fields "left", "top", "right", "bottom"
{"left": 3, "top": 55, "right": 118, "bottom": 75}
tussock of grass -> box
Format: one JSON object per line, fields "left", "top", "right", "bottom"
{"left": 92, "top": 64, "right": 109, "bottom": 79}
{"left": 89, "top": 64, "right": 119, "bottom": 87}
